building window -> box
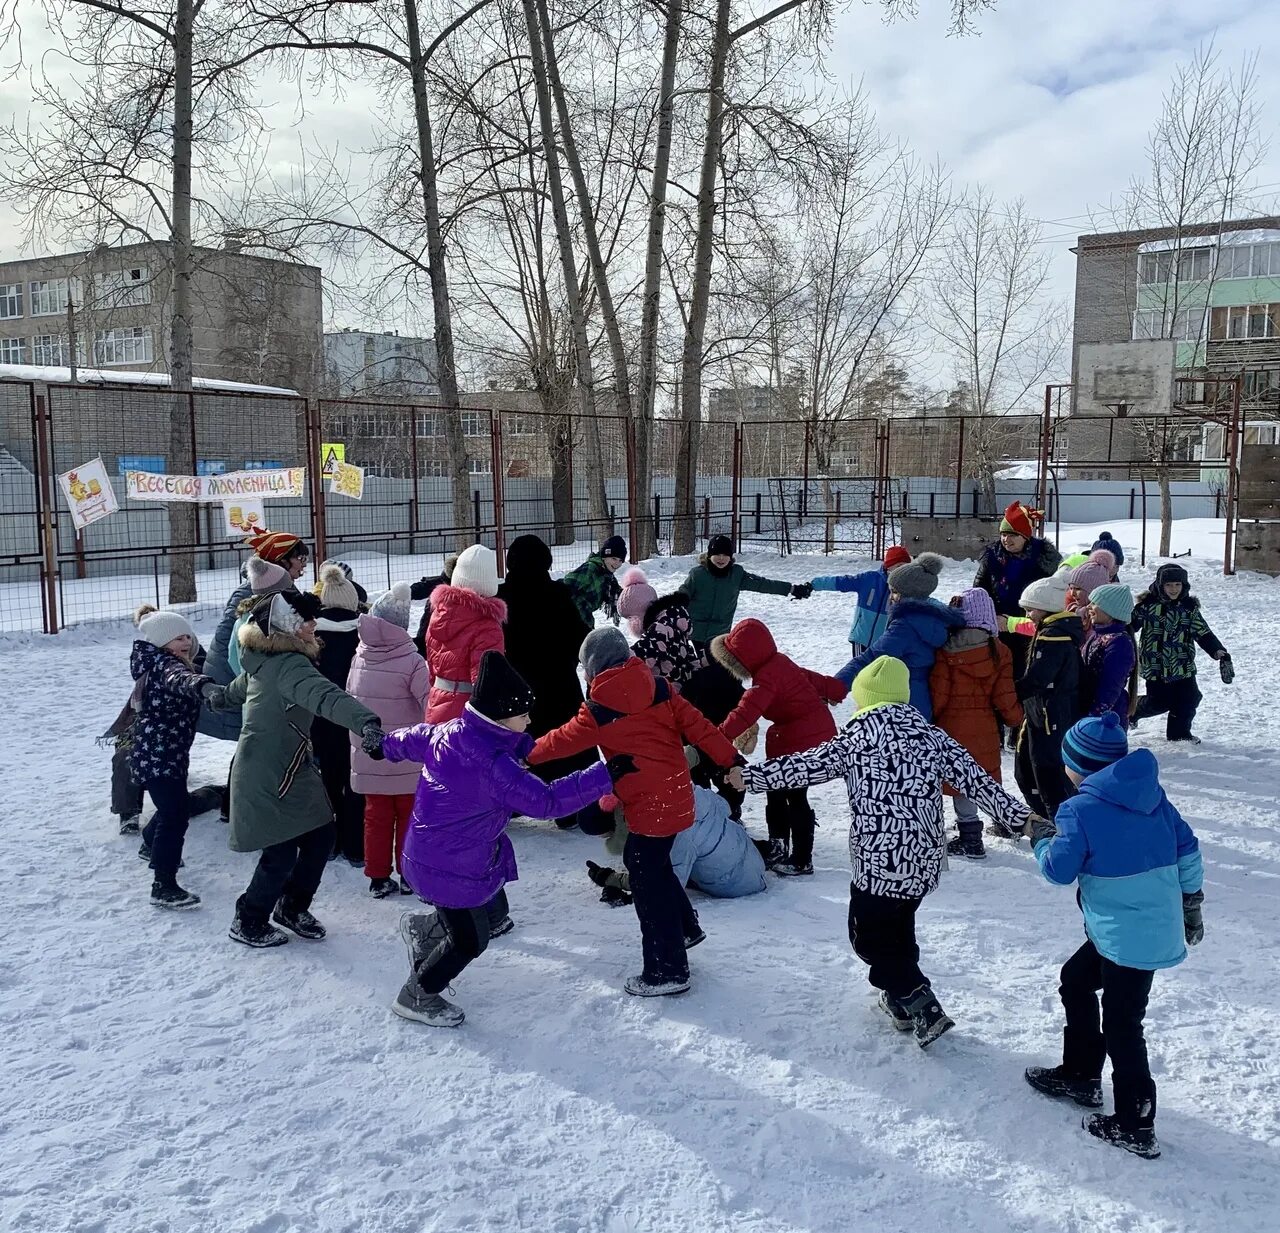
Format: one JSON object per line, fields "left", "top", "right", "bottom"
{"left": 29, "top": 277, "right": 80, "bottom": 316}
{"left": 1137, "top": 247, "right": 1212, "bottom": 285}
{"left": 467, "top": 456, "right": 490, "bottom": 475}
{"left": 1219, "top": 242, "right": 1280, "bottom": 280}
{"left": 93, "top": 326, "right": 154, "bottom": 365}
{"left": 415, "top": 412, "right": 440, "bottom": 437}
{"left": 1208, "top": 304, "right": 1280, "bottom": 341}
{"left": 421, "top": 458, "right": 449, "bottom": 477}
{"left": 31, "top": 333, "right": 86, "bottom": 365}
{"left": 0, "top": 336, "right": 27, "bottom": 363}
{"left": 461, "top": 411, "right": 486, "bottom": 436}
{"left": 1177, "top": 247, "right": 1212, "bottom": 283}
{"left": 1132, "top": 309, "right": 1164, "bottom": 340}
{"left": 0, "top": 283, "right": 22, "bottom": 318}
{"left": 98, "top": 266, "right": 151, "bottom": 308}
{"left": 1242, "top": 370, "right": 1280, "bottom": 402}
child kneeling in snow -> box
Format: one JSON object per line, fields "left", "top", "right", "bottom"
{"left": 389, "top": 652, "right": 618, "bottom": 1028}
{"left": 1023, "top": 711, "right": 1203, "bottom": 1161}
{"left": 741, "top": 655, "right": 1036, "bottom": 1048}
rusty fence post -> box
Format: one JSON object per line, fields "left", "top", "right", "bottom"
{"left": 490, "top": 408, "right": 505, "bottom": 575}
{"left": 33, "top": 388, "right": 60, "bottom": 634}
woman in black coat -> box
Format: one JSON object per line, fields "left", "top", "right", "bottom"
{"left": 498, "top": 534, "right": 596, "bottom": 827}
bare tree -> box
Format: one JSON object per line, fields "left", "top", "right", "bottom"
{"left": 928, "top": 190, "right": 1067, "bottom": 515}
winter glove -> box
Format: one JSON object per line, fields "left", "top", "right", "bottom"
{"left": 1218, "top": 653, "right": 1234, "bottom": 685}
{"left": 606, "top": 754, "right": 638, "bottom": 784}
{"left": 1183, "top": 890, "right": 1204, "bottom": 945}
{"left": 1022, "top": 813, "right": 1057, "bottom": 843}
{"left": 201, "top": 682, "right": 227, "bottom": 710}
{"left": 790, "top": 582, "right": 813, "bottom": 600}
{"left": 361, "top": 723, "right": 387, "bottom": 760}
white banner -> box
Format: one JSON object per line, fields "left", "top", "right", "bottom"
{"left": 125, "top": 467, "right": 306, "bottom": 503}
{"left": 58, "top": 457, "right": 119, "bottom": 531}
{"left": 221, "top": 499, "right": 266, "bottom": 536}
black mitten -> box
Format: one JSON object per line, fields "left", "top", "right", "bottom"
{"left": 1183, "top": 890, "right": 1204, "bottom": 945}
{"left": 1219, "top": 655, "right": 1234, "bottom": 685}
{"left": 362, "top": 723, "right": 387, "bottom": 760}
{"left": 606, "top": 753, "right": 638, "bottom": 783}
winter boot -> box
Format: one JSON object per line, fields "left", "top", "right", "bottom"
{"left": 272, "top": 902, "right": 326, "bottom": 940}
{"left": 229, "top": 913, "right": 289, "bottom": 948}
{"left": 900, "top": 984, "right": 955, "bottom": 1048}
{"left": 876, "top": 990, "right": 913, "bottom": 1032}
{"left": 188, "top": 786, "right": 224, "bottom": 817}
{"left": 586, "top": 860, "right": 616, "bottom": 888}
{"left": 400, "top": 910, "right": 450, "bottom": 972}
{"left": 684, "top": 914, "right": 706, "bottom": 949}
{"left": 398, "top": 876, "right": 414, "bottom": 895}
{"left": 150, "top": 879, "right": 200, "bottom": 911}
{"left": 369, "top": 877, "right": 399, "bottom": 899}
{"left": 1168, "top": 734, "right": 1202, "bottom": 745}
{"left": 489, "top": 915, "right": 514, "bottom": 939}
{"left": 947, "top": 834, "right": 987, "bottom": 860}
{"left": 391, "top": 980, "right": 465, "bottom": 1028}
{"left": 774, "top": 860, "right": 814, "bottom": 876}
{"left": 763, "top": 838, "right": 789, "bottom": 870}
{"left": 1084, "top": 1114, "right": 1160, "bottom": 1159}
{"left": 1024, "top": 1065, "right": 1103, "bottom": 1108}
{"left": 118, "top": 813, "right": 141, "bottom": 836}
{"left": 624, "top": 974, "right": 690, "bottom": 998}
{"left": 599, "top": 885, "right": 633, "bottom": 908}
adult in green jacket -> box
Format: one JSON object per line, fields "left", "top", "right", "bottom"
{"left": 683, "top": 534, "right": 811, "bottom": 647}
{"left": 217, "top": 590, "right": 383, "bottom": 949}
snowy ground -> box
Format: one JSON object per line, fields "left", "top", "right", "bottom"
{"left": 3, "top": 525, "right": 1279, "bottom": 1232}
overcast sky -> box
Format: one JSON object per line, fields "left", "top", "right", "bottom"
{"left": 2, "top": 0, "right": 1277, "bottom": 337}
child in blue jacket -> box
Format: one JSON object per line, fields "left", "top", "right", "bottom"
{"left": 1022, "top": 711, "right": 1204, "bottom": 1161}
{"left": 812, "top": 546, "right": 911, "bottom": 655}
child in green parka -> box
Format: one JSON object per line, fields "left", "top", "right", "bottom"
{"left": 562, "top": 536, "right": 626, "bottom": 628}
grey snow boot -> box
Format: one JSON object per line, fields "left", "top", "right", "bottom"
{"left": 900, "top": 984, "right": 955, "bottom": 1048}
{"left": 400, "top": 911, "right": 450, "bottom": 972}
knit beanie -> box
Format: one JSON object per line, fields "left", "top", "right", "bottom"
{"left": 1089, "top": 583, "right": 1135, "bottom": 624}
{"left": 133, "top": 604, "right": 194, "bottom": 649}
{"left": 580, "top": 626, "right": 631, "bottom": 680}
{"left": 1087, "top": 549, "right": 1119, "bottom": 579}
{"left": 883, "top": 545, "right": 911, "bottom": 570}
{"left": 1091, "top": 531, "right": 1124, "bottom": 569}
{"left": 959, "top": 587, "right": 999, "bottom": 636}
{"left": 600, "top": 535, "right": 627, "bottom": 563}
{"left": 317, "top": 562, "right": 359, "bottom": 611}
{"left": 1019, "top": 573, "right": 1070, "bottom": 614}
{"left": 1067, "top": 560, "right": 1111, "bottom": 600}
{"left": 252, "top": 589, "right": 321, "bottom": 637}
{"left": 246, "top": 554, "right": 291, "bottom": 596}
{"left": 1062, "top": 711, "right": 1128, "bottom": 777}
{"left": 852, "top": 655, "right": 910, "bottom": 713}
{"left": 506, "top": 533, "right": 552, "bottom": 574}
{"left": 471, "top": 651, "right": 536, "bottom": 721}
{"left": 887, "top": 551, "right": 944, "bottom": 599}
{"left": 451, "top": 544, "right": 499, "bottom": 598}
{"left": 244, "top": 528, "right": 304, "bottom": 564}
{"left": 369, "top": 581, "right": 412, "bottom": 629}
{"left": 999, "top": 501, "right": 1037, "bottom": 539}
{"left": 617, "top": 567, "right": 658, "bottom": 636}
{"left": 707, "top": 533, "right": 734, "bottom": 557}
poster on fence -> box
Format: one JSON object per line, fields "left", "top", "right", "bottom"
{"left": 125, "top": 466, "right": 306, "bottom": 503}
{"left": 222, "top": 499, "right": 266, "bottom": 536}
{"left": 320, "top": 443, "right": 345, "bottom": 478}
{"left": 330, "top": 460, "right": 365, "bottom": 501}
{"left": 58, "top": 457, "right": 119, "bottom": 531}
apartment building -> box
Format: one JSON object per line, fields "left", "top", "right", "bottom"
{"left": 0, "top": 240, "right": 324, "bottom": 392}
{"left": 324, "top": 328, "right": 438, "bottom": 399}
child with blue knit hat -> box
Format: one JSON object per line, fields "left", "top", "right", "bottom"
{"left": 1022, "top": 711, "right": 1204, "bottom": 1161}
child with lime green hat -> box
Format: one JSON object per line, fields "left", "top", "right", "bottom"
{"left": 741, "top": 654, "right": 1039, "bottom": 1048}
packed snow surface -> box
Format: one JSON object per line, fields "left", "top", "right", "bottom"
{"left": 2, "top": 523, "right": 1278, "bottom": 1232}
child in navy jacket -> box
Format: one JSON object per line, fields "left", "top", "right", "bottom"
{"left": 1022, "top": 711, "right": 1203, "bottom": 1160}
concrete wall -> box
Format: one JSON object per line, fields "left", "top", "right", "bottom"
{"left": 1235, "top": 521, "right": 1280, "bottom": 576}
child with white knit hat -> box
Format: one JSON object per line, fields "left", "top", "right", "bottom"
{"left": 423, "top": 546, "right": 507, "bottom": 725}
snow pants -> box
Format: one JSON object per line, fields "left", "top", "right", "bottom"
{"left": 1014, "top": 737, "right": 1076, "bottom": 820}
{"left": 847, "top": 886, "right": 928, "bottom": 1000}
{"left": 237, "top": 822, "right": 334, "bottom": 925}
{"left": 141, "top": 777, "right": 193, "bottom": 883}
{"left": 1059, "top": 938, "right": 1157, "bottom": 1132}
{"left": 313, "top": 719, "right": 364, "bottom": 862}
{"left": 363, "top": 792, "right": 414, "bottom": 880}
{"left": 765, "top": 788, "right": 816, "bottom": 868}
{"left": 412, "top": 889, "right": 508, "bottom": 994}
{"left": 624, "top": 832, "right": 700, "bottom": 985}
{"left": 1134, "top": 676, "right": 1201, "bottom": 741}
{"left": 112, "top": 744, "right": 144, "bottom": 820}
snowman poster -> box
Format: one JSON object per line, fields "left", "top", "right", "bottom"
{"left": 57, "top": 457, "right": 119, "bottom": 531}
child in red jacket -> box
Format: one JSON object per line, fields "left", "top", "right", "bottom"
{"left": 425, "top": 544, "right": 506, "bottom": 723}
{"left": 529, "top": 627, "right": 742, "bottom": 997}
{"left": 711, "top": 618, "right": 848, "bottom": 876}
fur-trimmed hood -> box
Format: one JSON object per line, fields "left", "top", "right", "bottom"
{"left": 710, "top": 633, "right": 748, "bottom": 681}
{"left": 643, "top": 590, "right": 691, "bottom": 631}
{"left": 236, "top": 622, "right": 320, "bottom": 660}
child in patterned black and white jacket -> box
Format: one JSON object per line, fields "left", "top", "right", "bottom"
{"left": 741, "top": 654, "right": 1037, "bottom": 1047}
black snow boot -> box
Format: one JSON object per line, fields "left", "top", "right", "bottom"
{"left": 900, "top": 984, "right": 955, "bottom": 1049}
{"left": 150, "top": 879, "right": 200, "bottom": 911}
{"left": 947, "top": 835, "right": 987, "bottom": 860}
{"left": 229, "top": 913, "right": 289, "bottom": 948}
{"left": 1024, "top": 1065, "right": 1103, "bottom": 1108}
{"left": 273, "top": 902, "right": 327, "bottom": 940}
{"left": 763, "top": 838, "right": 789, "bottom": 869}
{"left": 188, "top": 785, "right": 224, "bottom": 817}
{"left": 369, "top": 877, "right": 398, "bottom": 899}
{"left": 1084, "top": 1114, "right": 1161, "bottom": 1160}
{"left": 876, "top": 990, "right": 913, "bottom": 1032}
{"left": 118, "top": 813, "right": 141, "bottom": 836}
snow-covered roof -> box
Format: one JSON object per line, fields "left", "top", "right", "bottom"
{"left": 1137, "top": 228, "right": 1280, "bottom": 254}
{"left": 0, "top": 363, "right": 298, "bottom": 396}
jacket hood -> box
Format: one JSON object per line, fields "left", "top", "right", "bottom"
{"left": 943, "top": 626, "right": 991, "bottom": 653}
{"left": 236, "top": 623, "right": 320, "bottom": 660}
{"left": 588, "top": 655, "right": 658, "bottom": 714}
{"left": 316, "top": 606, "right": 360, "bottom": 634}
{"left": 1041, "top": 610, "right": 1085, "bottom": 645}
{"left": 1143, "top": 564, "right": 1199, "bottom": 608}
{"left": 449, "top": 703, "right": 537, "bottom": 761}
{"left": 505, "top": 533, "right": 553, "bottom": 575}
{"left": 643, "top": 591, "right": 690, "bottom": 631}
{"left": 843, "top": 701, "right": 929, "bottom": 751}
{"left": 721, "top": 618, "right": 777, "bottom": 676}
{"left": 431, "top": 583, "right": 508, "bottom": 627}
{"left": 357, "top": 612, "right": 417, "bottom": 655}
{"left": 130, "top": 639, "right": 183, "bottom": 680}
{"left": 1078, "top": 748, "right": 1163, "bottom": 815}
{"left": 891, "top": 597, "right": 966, "bottom": 645}
{"left": 939, "top": 639, "right": 1002, "bottom": 680}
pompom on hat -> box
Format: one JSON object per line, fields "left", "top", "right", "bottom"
{"left": 1091, "top": 532, "right": 1124, "bottom": 570}
{"left": 317, "top": 562, "right": 359, "bottom": 611}
{"left": 999, "top": 501, "right": 1041, "bottom": 540}
{"left": 246, "top": 555, "right": 291, "bottom": 595}
{"left": 887, "top": 551, "right": 945, "bottom": 600}
{"left": 369, "top": 581, "right": 412, "bottom": 629}
{"left": 617, "top": 567, "right": 658, "bottom": 636}
{"left": 1062, "top": 711, "right": 1128, "bottom": 777}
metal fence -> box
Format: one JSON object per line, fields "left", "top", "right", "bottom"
{"left": 0, "top": 377, "right": 1259, "bottom": 633}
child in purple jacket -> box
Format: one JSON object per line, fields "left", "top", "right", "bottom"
{"left": 384, "top": 651, "right": 623, "bottom": 1028}
{"left": 1080, "top": 584, "right": 1137, "bottom": 728}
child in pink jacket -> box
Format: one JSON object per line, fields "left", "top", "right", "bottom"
{"left": 348, "top": 583, "right": 432, "bottom": 897}
{"left": 425, "top": 544, "right": 507, "bottom": 724}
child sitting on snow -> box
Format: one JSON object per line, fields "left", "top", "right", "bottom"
{"left": 711, "top": 618, "right": 847, "bottom": 876}
{"left": 389, "top": 652, "right": 617, "bottom": 1027}
{"left": 530, "top": 627, "right": 743, "bottom": 997}
{"left": 1023, "top": 712, "right": 1203, "bottom": 1161}
{"left": 740, "top": 655, "right": 1036, "bottom": 1048}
